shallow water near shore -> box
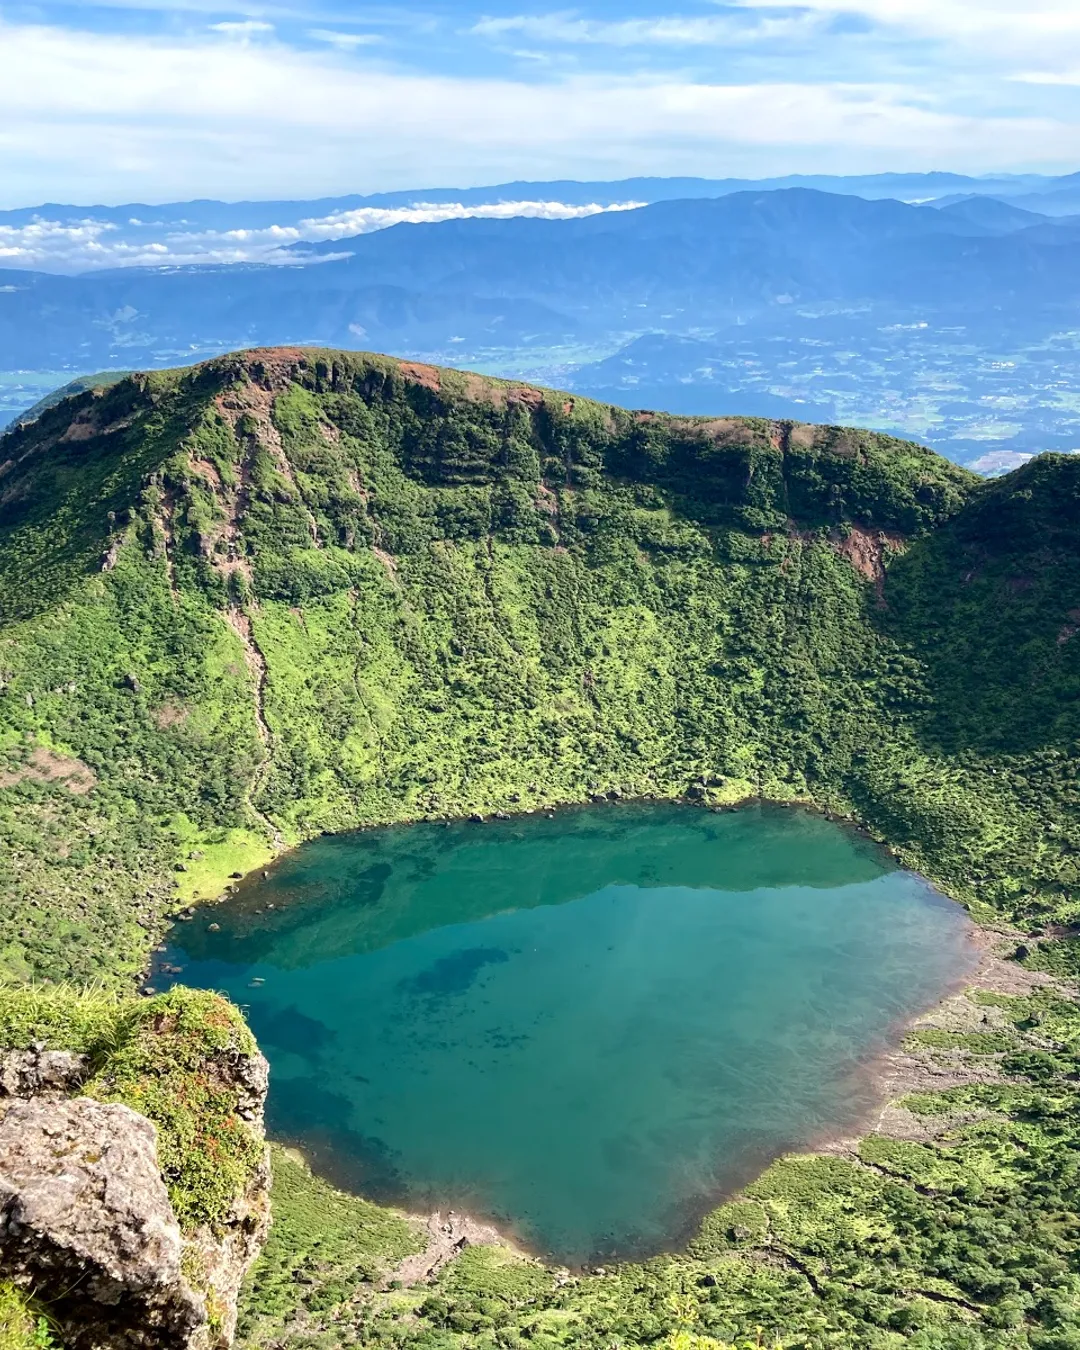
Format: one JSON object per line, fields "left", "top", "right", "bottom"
{"left": 162, "top": 803, "right": 975, "bottom": 1264}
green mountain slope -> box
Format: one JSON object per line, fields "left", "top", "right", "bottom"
{"left": 3, "top": 348, "right": 1080, "bottom": 1350}
{"left": 0, "top": 347, "right": 1077, "bottom": 985}
{"left": 8, "top": 369, "right": 133, "bottom": 432}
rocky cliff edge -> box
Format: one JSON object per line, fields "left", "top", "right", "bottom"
{"left": 0, "top": 987, "right": 270, "bottom": 1350}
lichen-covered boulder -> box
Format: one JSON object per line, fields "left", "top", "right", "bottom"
{"left": 0, "top": 1096, "right": 205, "bottom": 1348}
{"left": 0, "top": 986, "right": 271, "bottom": 1350}
{"left": 0, "top": 1045, "right": 88, "bottom": 1099}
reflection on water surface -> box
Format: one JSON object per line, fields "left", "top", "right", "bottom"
{"left": 164, "top": 803, "right": 974, "bottom": 1263}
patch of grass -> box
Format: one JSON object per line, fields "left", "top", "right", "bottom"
{"left": 236, "top": 1146, "right": 420, "bottom": 1344}
{"left": 169, "top": 814, "right": 278, "bottom": 907}
{"left": 0, "top": 1285, "right": 56, "bottom": 1350}
{"left": 907, "top": 1028, "right": 1017, "bottom": 1055}
{"left": 0, "top": 982, "right": 128, "bottom": 1057}
{"left": 1025, "top": 938, "right": 1080, "bottom": 979}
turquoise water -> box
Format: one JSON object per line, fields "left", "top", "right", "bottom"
{"left": 163, "top": 804, "right": 974, "bottom": 1264}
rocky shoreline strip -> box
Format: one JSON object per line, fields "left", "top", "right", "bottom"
{"left": 818, "top": 922, "right": 1071, "bottom": 1158}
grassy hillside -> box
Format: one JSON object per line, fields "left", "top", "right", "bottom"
{"left": 0, "top": 342, "right": 1074, "bottom": 988}
{"left": 0, "top": 347, "right": 1076, "bottom": 985}
{"left": 2, "top": 348, "right": 1080, "bottom": 1349}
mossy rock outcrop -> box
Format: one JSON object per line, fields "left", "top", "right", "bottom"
{"left": 0, "top": 987, "right": 269, "bottom": 1349}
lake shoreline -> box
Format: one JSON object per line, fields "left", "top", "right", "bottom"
{"left": 265, "top": 919, "right": 1043, "bottom": 1282}
{"left": 158, "top": 797, "right": 999, "bottom": 1274}
{"left": 384, "top": 923, "right": 1055, "bottom": 1279}
{"left": 150, "top": 790, "right": 900, "bottom": 990}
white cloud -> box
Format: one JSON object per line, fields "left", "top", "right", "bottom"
{"left": 209, "top": 19, "right": 274, "bottom": 36}
{"left": 307, "top": 29, "right": 383, "bottom": 49}
{"left": 0, "top": 14, "right": 1076, "bottom": 208}
{"left": 1012, "top": 69, "right": 1080, "bottom": 86}
{"left": 475, "top": 1, "right": 1080, "bottom": 84}
{"left": 292, "top": 199, "right": 645, "bottom": 238}
{"left": 729, "top": 0, "right": 1080, "bottom": 67}
{"left": 0, "top": 201, "right": 646, "bottom": 271}
{"left": 471, "top": 12, "right": 820, "bottom": 47}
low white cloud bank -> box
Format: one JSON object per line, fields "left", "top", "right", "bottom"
{"left": 0, "top": 12, "right": 1076, "bottom": 208}
{"left": 0, "top": 200, "right": 646, "bottom": 272}
{"left": 470, "top": 12, "right": 824, "bottom": 46}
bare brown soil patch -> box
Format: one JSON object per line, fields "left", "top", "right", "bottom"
{"left": 373, "top": 548, "right": 400, "bottom": 583}
{"left": 697, "top": 418, "right": 742, "bottom": 440}
{"left": 398, "top": 362, "right": 441, "bottom": 393}
{"left": 383, "top": 1211, "right": 510, "bottom": 1289}
{"left": 226, "top": 608, "right": 253, "bottom": 643}
{"left": 153, "top": 701, "right": 190, "bottom": 730}
{"left": 57, "top": 412, "right": 100, "bottom": 443}
{"left": 0, "top": 747, "right": 96, "bottom": 795}
{"left": 694, "top": 418, "right": 767, "bottom": 449}
{"left": 190, "top": 458, "right": 223, "bottom": 490}
{"left": 57, "top": 409, "right": 133, "bottom": 444}
{"left": 787, "top": 424, "right": 818, "bottom": 450}
{"left": 215, "top": 556, "right": 253, "bottom": 583}
{"left": 462, "top": 373, "right": 506, "bottom": 408}
{"left": 508, "top": 386, "right": 544, "bottom": 410}
{"left": 244, "top": 347, "right": 308, "bottom": 363}
{"left": 824, "top": 430, "right": 863, "bottom": 460}
{"left": 833, "top": 526, "right": 905, "bottom": 588}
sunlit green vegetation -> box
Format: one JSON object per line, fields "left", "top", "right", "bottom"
{"left": 1, "top": 348, "right": 1079, "bottom": 1348}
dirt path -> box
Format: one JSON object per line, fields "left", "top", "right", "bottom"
{"left": 382, "top": 1211, "right": 508, "bottom": 1288}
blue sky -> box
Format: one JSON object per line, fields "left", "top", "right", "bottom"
{"left": 2, "top": 0, "right": 1079, "bottom": 205}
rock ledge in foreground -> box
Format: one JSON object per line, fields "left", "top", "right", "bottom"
{"left": 0, "top": 1096, "right": 205, "bottom": 1348}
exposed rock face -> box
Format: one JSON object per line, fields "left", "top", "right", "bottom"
{"left": 0, "top": 1098, "right": 203, "bottom": 1348}
{"left": 229, "top": 1048, "right": 269, "bottom": 1127}
{"left": 0, "top": 1055, "right": 271, "bottom": 1350}
{"left": 0, "top": 1045, "right": 88, "bottom": 1099}
{"left": 185, "top": 1146, "right": 272, "bottom": 1349}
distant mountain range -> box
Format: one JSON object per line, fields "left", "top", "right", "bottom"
{"left": 2, "top": 176, "right": 1079, "bottom": 472}
{"left": 3, "top": 169, "right": 1080, "bottom": 275}
{"left": 3, "top": 187, "right": 1079, "bottom": 374}
{"left": 5, "top": 169, "right": 1080, "bottom": 229}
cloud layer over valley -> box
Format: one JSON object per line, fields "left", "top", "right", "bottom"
{"left": 0, "top": 199, "right": 644, "bottom": 272}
